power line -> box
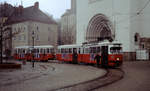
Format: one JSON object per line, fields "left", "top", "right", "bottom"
{"left": 116, "top": 0, "right": 150, "bottom": 24}
{"left": 137, "top": 0, "right": 150, "bottom": 15}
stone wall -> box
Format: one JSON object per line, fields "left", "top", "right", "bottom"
{"left": 123, "top": 52, "right": 136, "bottom": 61}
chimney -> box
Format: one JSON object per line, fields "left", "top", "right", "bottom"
{"left": 18, "top": 5, "right": 23, "bottom": 14}
{"left": 34, "top": 2, "right": 39, "bottom": 9}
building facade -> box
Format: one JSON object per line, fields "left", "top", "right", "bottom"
{"left": 11, "top": 21, "right": 58, "bottom": 48}
{"left": 76, "top": 0, "right": 150, "bottom": 60}
{"left": 5, "top": 2, "right": 58, "bottom": 54}
{"left": 60, "top": 0, "right": 76, "bottom": 45}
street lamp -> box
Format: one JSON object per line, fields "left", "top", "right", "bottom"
{"left": 0, "top": 17, "right": 7, "bottom": 64}
{"left": 32, "top": 31, "right": 35, "bottom": 67}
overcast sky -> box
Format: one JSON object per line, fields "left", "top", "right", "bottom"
{"left": 0, "top": 0, "right": 71, "bottom": 19}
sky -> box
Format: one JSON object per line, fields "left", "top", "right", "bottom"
{"left": 0, "top": 0, "right": 71, "bottom": 19}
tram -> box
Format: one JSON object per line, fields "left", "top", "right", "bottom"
{"left": 13, "top": 45, "right": 55, "bottom": 61}
{"left": 13, "top": 46, "right": 29, "bottom": 60}
{"left": 56, "top": 41, "right": 123, "bottom": 67}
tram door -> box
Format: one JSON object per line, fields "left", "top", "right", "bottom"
{"left": 72, "top": 48, "right": 78, "bottom": 64}
{"left": 101, "top": 46, "right": 108, "bottom": 67}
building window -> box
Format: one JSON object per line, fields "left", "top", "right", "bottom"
{"left": 14, "top": 28, "right": 16, "bottom": 31}
{"left": 23, "top": 35, "right": 26, "bottom": 40}
{"left": 134, "top": 34, "right": 138, "bottom": 42}
{"left": 142, "top": 44, "right": 145, "bottom": 49}
{"left": 36, "top": 35, "right": 39, "bottom": 40}
{"left": 14, "top": 36, "right": 16, "bottom": 40}
{"left": 48, "top": 36, "right": 50, "bottom": 41}
{"left": 18, "top": 35, "right": 21, "bottom": 40}
{"left": 134, "top": 33, "right": 140, "bottom": 42}
{"left": 37, "top": 26, "right": 39, "bottom": 30}
{"left": 18, "top": 27, "right": 21, "bottom": 32}
{"left": 48, "top": 27, "right": 51, "bottom": 31}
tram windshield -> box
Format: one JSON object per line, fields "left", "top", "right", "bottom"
{"left": 110, "top": 47, "right": 122, "bottom": 54}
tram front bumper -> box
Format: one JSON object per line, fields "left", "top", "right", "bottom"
{"left": 109, "top": 60, "right": 123, "bottom": 67}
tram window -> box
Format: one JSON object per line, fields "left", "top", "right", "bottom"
{"left": 90, "top": 47, "right": 95, "bottom": 53}
{"left": 61, "top": 48, "right": 64, "bottom": 53}
{"left": 16, "top": 49, "right": 18, "bottom": 53}
{"left": 97, "top": 47, "right": 101, "bottom": 53}
{"left": 82, "top": 48, "right": 84, "bottom": 54}
{"left": 43, "top": 49, "right": 46, "bottom": 54}
{"left": 34, "top": 49, "right": 36, "bottom": 53}
{"left": 63, "top": 49, "right": 65, "bottom": 53}
{"left": 59, "top": 49, "right": 61, "bottom": 53}
{"left": 37, "top": 49, "right": 39, "bottom": 53}
{"left": 22, "top": 49, "right": 25, "bottom": 53}
{"left": 61, "top": 49, "right": 62, "bottom": 53}
{"left": 93, "top": 47, "right": 96, "bottom": 53}
{"left": 18, "top": 49, "right": 20, "bottom": 53}
{"left": 64, "top": 49, "right": 66, "bottom": 53}
{"left": 110, "top": 47, "right": 122, "bottom": 54}
{"left": 69, "top": 48, "right": 72, "bottom": 53}
{"left": 50, "top": 49, "right": 52, "bottom": 53}
{"left": 78, "top": 48, "right": 80, "bottom": 54}
{"left": 47, "top": 48, "right": 49, "bottom": 53}
{"left": 73, "top": 48, "right": 77, "bottom": 53}
{"left": 57, "top": 49, "right": 59, "bottom": 53}
{"left": 52, "top": 49, "right": 54, "bottom": 53}
{"left": 18, "top": 49, "right": 20, "bottom": 54}
{"left": 40, "top": 49, "right": 43, "bottom": 53}
{"left": 66, "top": 49, "right": 69, "bottom": 53}
{"left": 53, "top": 49, "right": 55, "bottom": 53}
{"left": 15, "top": 50, "right": 17, "bottom": 54}
{"left": 85, "top": 48, "right": 89, "bottom": 53}
{"left": 89, "top": 47, "right": 92, "bottom": 53}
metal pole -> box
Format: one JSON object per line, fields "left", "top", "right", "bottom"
{"left": 32, "top": 31, "right": 35, "bottom": 68}
{"left": 0, "top": 25, "right": 2, "bottom": 64}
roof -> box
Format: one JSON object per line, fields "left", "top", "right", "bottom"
{"left": 0, "top": 3, "right": 14, "bottom": 18}
{"left": 0, "top": 2, "right": 57, "bottom": 25}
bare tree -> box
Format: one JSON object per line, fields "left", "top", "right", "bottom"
{"left": 0, "top": 3, "right": 20, "bottom": 64}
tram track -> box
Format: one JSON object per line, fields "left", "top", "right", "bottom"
{"left": 50, "top": 67, "right": 124, "bottom": 91}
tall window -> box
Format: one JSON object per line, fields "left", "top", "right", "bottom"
{"left": 36, "top": 34, "right": 39, "bottom": 40}
{"left": 134, "top": 33, "right": 140, "bottom": 42}
{"left": 37, "top": 26, "right": 39, "bottom": 30}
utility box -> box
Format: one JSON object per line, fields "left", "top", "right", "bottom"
{"left": 136, "top": 49, "right": 149, "bottom": 60}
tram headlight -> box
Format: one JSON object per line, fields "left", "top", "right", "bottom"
{"left": 117, "top": 58, "right": 120, "bottom": 61}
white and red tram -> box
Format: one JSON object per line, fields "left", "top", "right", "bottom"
{"left": 13, "top": 45, "right": 55, "bottom": 61}
{"left": 56, "top": 41, "right": 123, "bottom": 67}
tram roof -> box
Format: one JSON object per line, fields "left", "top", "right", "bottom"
{"left": 34, "top": 45, "right": 53, "bottom": 48}
{"left": 83, "top": 40, "right": 122, "bottom": 47}
{"left": 58, "top": 44, "right": 82, "bottom": 48}
{"left": 15, "top": 46, "right": 31, "bottom": 49}
{"left": 15, "top": 45, "right": 53, "bottom": 49}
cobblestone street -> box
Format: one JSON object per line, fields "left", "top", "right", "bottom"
{"left": 0, "top": 60, "right": 106, "bottom": 91}
{"left": 94, "top": 61, "right": 150, "bottom": 91}
{"left": 0, "top": 60, "right": 150, "bottom": 91}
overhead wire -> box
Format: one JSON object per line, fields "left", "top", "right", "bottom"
{"left": 113, "top": 0, "right": 150, "bottom": 24}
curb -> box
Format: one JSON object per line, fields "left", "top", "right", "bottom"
{"left": 0, "top": 63, "right": 21, "bottom": 69}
